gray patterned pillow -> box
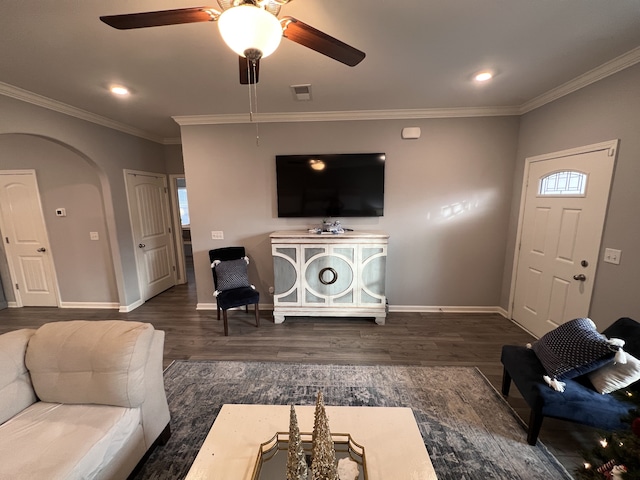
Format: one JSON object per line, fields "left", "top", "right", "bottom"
{"left": 214, "top": 258, "right": 250, "bottom": 291}
{"left": 531, "top": 317, "right": 617, "bottom": 380}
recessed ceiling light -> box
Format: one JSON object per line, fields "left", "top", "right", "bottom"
{"left": 474, "top": 71, "right": 493, "bottom": 82}
{"left": 110, "top": 85, "right": 130, "bottom": 96}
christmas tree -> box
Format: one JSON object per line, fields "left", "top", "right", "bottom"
{"left": 310, "top": 391, "right": 338, "bottom": 480}
{"left": 575, "top": 388, "right": 640, "bottom": 479}
{"left": 286, "top": 404, "right": 308, "bottom": 480}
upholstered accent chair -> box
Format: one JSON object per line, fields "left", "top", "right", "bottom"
{"left": 209, "top": 247, "right": 260, "bottom": 336}
{"left": 501, "top": 317, "right": 640, "bottom": 445}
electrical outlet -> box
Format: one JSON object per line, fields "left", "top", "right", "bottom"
{"left": 604, "top": 248, "right": 621, "bottom": 265}
{"left": 211, "top": 231, "right": 224, "bottom": 240}
{"left": 89, "top": 232, "right": 99, "bottom": 241}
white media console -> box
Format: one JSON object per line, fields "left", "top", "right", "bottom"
{"left": 270, "top": 230, "right": 389, "bottom": 325}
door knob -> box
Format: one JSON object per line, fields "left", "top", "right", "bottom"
{"left": 36, "top": 247, "right": 46, "bottom": 253}
{"left": 573, "top": 274, "right": 586, "bottom": 281}
{"left": 138, "top": 243, "right": 146, "bottom": 248}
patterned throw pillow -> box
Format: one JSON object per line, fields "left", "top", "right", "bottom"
{"left": 214, "top": 258, "right": 250, "bottom": 292}
{"left": 532, "top": 318, "right": 617, "bottom": 380}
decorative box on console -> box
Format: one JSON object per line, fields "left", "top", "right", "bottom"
{"left": 270, "top": 231, "right": 389, "bottom": 325}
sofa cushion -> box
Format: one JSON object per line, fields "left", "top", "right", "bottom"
{"left": 0, "top": 401, "right": 142, "bottom": 480}
{"left": 0, "top": 329, "right": 37, "bottom": 425}
{"left": 26, "top": 320, "right": 154, "bottom": 408}
{"left": 531, "top": 317, "right": 617, "bottom": 380}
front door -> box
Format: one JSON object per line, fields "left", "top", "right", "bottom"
{"left": 0, "top": 170, "right": 59, "bottom": 307}
{"left": 125, "top": 171, "right": 176, "bottom": 301}
{"left": 511, "top": 141, "right": 617, "bottom": 338}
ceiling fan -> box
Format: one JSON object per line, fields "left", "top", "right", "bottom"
{"left": 100, "top": 0, "right": 366, "bottom": 85}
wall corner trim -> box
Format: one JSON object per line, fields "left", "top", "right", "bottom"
{"left": 119, "top": 299, "right": 144, "bottom": 313}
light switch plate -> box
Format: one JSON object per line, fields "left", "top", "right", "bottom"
{"left": 89, "top": 231, "right": 99, "bottom": 241}
{"left": 604, "top": 248, "right": 621, "bottom": 265}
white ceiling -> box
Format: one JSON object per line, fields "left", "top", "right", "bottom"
{"left": 2, "top": 1, "right": 640, "bottom": 143}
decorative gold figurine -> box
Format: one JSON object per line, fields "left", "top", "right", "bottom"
{"left": 310, "top": 391, "right": 338, "bottom": 480}
{"left": 286, "top": 404, "right": 308, "bottom": 480}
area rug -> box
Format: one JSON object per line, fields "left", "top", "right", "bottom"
{"left": 132, "top": 361, "right": 571, "bottom": 480}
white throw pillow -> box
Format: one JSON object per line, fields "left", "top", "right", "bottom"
{"left": 588, "top": 353, "right": 640, "bottom": 394}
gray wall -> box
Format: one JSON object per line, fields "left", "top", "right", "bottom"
{"left": 2, "top": 62, "right": 637, "bottom": 321}
{"left": 0, "top": 134, "right": 117, "bottom": 304}
{"left": 0, "top": 95, "right": 168, "bottom": 308}
{"left": 180, "top": 116, "right": 520, "bottom": 308}
{"left": 164, "top": 144, "right": 185, "bottom": 174}
{"left": 501, "top": 62, "right": 640, "bottom": 330}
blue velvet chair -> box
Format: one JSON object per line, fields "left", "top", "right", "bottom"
{"left": 501, "top": 317, "right": 639, "bottom": 445}
{"left": 209, "top": 247, "right": 260, "bottom": 336}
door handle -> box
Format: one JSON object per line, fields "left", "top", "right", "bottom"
{"left": 138, "top": 243, "right": 146, "bottom": 248}
{"left": 573, "top": 274, "right": 586, "bottom": 281}
{"left": 36, "top": 247, "right": 46, "bottom": 253}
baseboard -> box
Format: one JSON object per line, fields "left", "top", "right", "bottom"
{"left": 389, "top": 305, "right": 508, "bottom": 317}
{"left": 196, "top": 302, "right": 272, "bottom": 311}
{"left": 196, "top": 302, "right": 216, "bottom": 311}
{"left": 59, "top": 301, "right": 120, "bottom": 309}
{"left": 196, "top": 302, "right": 508, "bottom": 318}
{"left": 119, "top": 299, "right": 144, "bottom": 313}
{"left": 6, "top": 300, "right": 139, "bottom": 310}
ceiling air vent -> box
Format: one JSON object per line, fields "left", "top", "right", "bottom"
{"left": 291, "top": 84, "right": 312, "bottom": 101}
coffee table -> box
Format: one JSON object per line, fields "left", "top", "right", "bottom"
{"left": 185, "top": 404, "right": 437, "bottom": 479}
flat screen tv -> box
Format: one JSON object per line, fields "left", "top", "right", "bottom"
{"left": 276, "top": 153, "right": 385, "bottom": 218}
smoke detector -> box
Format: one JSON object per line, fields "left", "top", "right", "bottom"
{"left": 290, "top": 84, "right": 312, "bottom": 101}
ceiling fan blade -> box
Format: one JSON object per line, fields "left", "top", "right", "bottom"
{"left": 100, "top": 7, "right": 220, "bottom": 30}
{"left": 280, "top": 16, "right": 365, "bottom": 67}
{"left": 239, "top": 57, "right": 260, "bottom": 85}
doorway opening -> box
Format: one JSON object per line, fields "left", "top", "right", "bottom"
{"left": 169, "top": 175, "right": 194, "bottom": 286}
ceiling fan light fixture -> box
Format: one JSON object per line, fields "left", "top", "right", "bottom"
{"left": 109, "top": 85, "right": 130, "bottom": 96}
{"left": 218, "top": 5, "right": 282, "bottom": 60}
{"left": 474, "top": 71, "right": 493, "bottom": 82}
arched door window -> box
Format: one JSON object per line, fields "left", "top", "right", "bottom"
{"left": 538, "top": 170, "right": 587, "bottom": 196}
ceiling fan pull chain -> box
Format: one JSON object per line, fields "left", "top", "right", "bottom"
{"left": 247, "top": 57, "right": 254, "bottom": 122}
{"left": 249, "top": 58, "right": 260, "bottom": 146}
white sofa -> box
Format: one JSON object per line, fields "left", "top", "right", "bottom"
{"left": 0, "top": 320, "right": 171, "bottom": 480}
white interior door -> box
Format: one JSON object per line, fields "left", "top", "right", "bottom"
{"left": 0, "top": 170, "right": 59, "bottom": 307}
{"left": 125, "top": 171, "right": 176, "bottom": 301}
{"left": 511, "top": 141, "right": 617, "bottom": 337}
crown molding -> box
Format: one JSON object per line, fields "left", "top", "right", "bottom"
{"left": 172, "top": 105, "right": 520, "bottom": 126}
{"left": 3, "top": 47, "right": 640, "bottom": 142}
{"left": 0, "top": 81, "right": 165, "bottom": 144}
{"left": 519, "top": 46, "right": 640, "bottom": 114}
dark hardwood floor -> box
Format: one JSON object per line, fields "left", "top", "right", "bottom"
{"left": 0, "top": 264, "right": 593, "bottom": 475}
